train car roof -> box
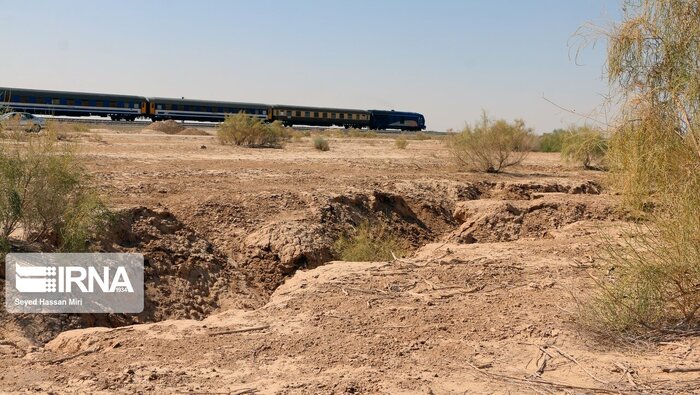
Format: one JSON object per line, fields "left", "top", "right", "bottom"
{"left": 368, "top": 109, "right": 424, "bottom": 116}
{"left": 0, "top": 87, "right": 146, "bottom": 100}
{"left": 271, "top": 104, "right": 369, "bottom": 113}
{"left": 148, "top": 97, "right": 268, "bottom": 108}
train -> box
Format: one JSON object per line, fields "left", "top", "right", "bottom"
{"left": 0, "top": 87, "right": 426, "bottom": 131}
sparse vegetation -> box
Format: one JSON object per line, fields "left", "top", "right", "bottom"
{"left": 447, "top": 112, "right": 534, "bottom": 173}
{"left": 414, "top": 132, "right": 430, "bottom": 141}
{"left": 313, "top": 136, "right": 330, "bottom": 151}
{"left": 333, "top": 222, "right": 406, "bottom": 262}
{"left": 560, "top": 126, "right": 608, "bottom": 169}
{"left": 0, "top": 133, "right": 110, "bottom": 254}
{"left": 45, "top": 120, "right": 91, "bottom": 141}
{"left": 395, "top": 137, "right": 409, "bottom": 149}
{"left": 582, "top": 0, "right": 700, "bottom": 336}
{"left": 217, "top": 112, "right": 287, "bottom": 148}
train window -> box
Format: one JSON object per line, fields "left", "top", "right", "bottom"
{"left": 322, "top": 112, "right": 327, "bottom": 118}
{"left": 314, "top": 112, "right": 318, "bottom": 118}
{"left": 109, "top": 101, "right": 116, "bottom": 107}
{"left": 51, "top": 98, "right": 60, "bottom": 105}
{"left": 165, "top": 104, "right": 172, "bottom": 111}
{"left": 157, "top": 105, "right": 163, "bottom": 110}
{"left": 304, "top": 111, "right": 310, "bottom": 117}
{"left": 294, "top": 111, "right": 300, "bottom": 117}
{"left": 262, "top": 110, "right": 267, "bottom": 115}
{"left": 66, "top": 99, "right": 75, "bottom": 106}
{"left": 95, "top": 101, "right": 102, "bottom": 107}
{"left": 339, "top": 114, "right": 344, "bottom": 119}
{"left": 134, "top": 103, "right": 139, "bottom": 109}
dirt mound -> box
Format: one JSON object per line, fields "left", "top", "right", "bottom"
{"left": 106, "top": 207, "right": 263, "bottom": 320}
{"left": 447, "top": 196, "right": 616, "bottom": 243}
{"left": 487, "top": 180, "right": 602, "bottom": 200}
{"left": 146, "top": 120, "right": 186, "bottom": 135}
{"left": 177, "top": 128, "right": 210, "bottom": 136}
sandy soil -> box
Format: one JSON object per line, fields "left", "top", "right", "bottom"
{"left": 1, "top": 127, "right": 699, "bottom": 394}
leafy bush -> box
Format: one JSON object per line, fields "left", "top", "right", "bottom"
{"left": 560, "top": 126, "right": 608, "bottom": 169}
{"left": 447, "top": 113, "right": 534, "bottom": 173}
{"left": 0, "top": 133, "right": 109, "bottom": 252}
{"left": 536, "top": 129, "right": 567, "bottom": 152}
{"left": 581, "top": 0, "right": 700, "bottom": 337}
{"left": 217, "top": 112, "right": 287, "bottom": 148}
{"left": 395, "top": 137, "right": 409, "bottom": 149}
{"left": 313, "top": 136, "right": 330, "bottom": 151}
{"left": 333, "top": 222, "right": 406, "bottom": 262}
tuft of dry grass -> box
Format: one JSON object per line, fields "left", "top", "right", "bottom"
{"left": 395, "top": 137, "right": 409, "bottom": 149}
{"left": 333, "top": 222, "right": 406, "bottom": 262}
{"left": 313, "top": 136, "right": 330, "bottom": 151}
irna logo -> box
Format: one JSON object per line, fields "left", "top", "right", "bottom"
{"left": 6, "top": 253, "right": 144, "bottom": 314}
{"left": 15, "top": 264, "right": 134, "bottom": 293}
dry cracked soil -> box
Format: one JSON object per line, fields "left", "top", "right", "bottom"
{"left": 1, "top": 126, "right": 699, "bottom": 394}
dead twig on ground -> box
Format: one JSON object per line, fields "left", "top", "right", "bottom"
{"left": 661, "top": 366, "right": 700, "bottom": 373}
{"left": 465, "top": 359, "right": 630, "bottom": 394}
{"left": 35, "top": 349, "right": 98, "bottom": 364}
{"left": 548, "top": 345, "right": 609, "bottom": 385}
{"left": 209, "top": 325, "right": 270, "bottom": 336}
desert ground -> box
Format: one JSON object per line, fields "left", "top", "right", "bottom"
{"left": 1, "top": 124, "right": 699, "bottom": 394}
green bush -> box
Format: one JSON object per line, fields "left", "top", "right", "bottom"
{"left": 537, "top": 129, "right": 567, "bottom": 152}
{"left": 0, "top": 133, "right": 109, "bottom": 252}
{"left": 395, "top": 137, "right": 409, "bottom": 149}
{"left": 333, "top": 222, "right": 406, "bottom": 262}
{"left": 313, "top": 136, "right": 330, "bottom": 151}
{"left": 217, "top": 112, "right": 287, "bottom": 148}
{"left": 447, "top": 112, "right": 534, "bottom": 173}
{"left": 560, "top": 126, "right": 608, "bottom": 169}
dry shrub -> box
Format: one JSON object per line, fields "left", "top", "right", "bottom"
{"left": 333, "top": 222, "right": 406, "bottom": 262}
{"left": 313, "top": 136, "right": 329, "bottom": 151}
{"left": 560, "top": 126, "right": 608, "bottom": 169}
{"left": 447, "top": 112, "right": 534, "bottom": 173}
{"left": 581, "top": 0, "right": 700, "bottom": 337}
{"left": 0, "top": 133, "right": 109, "bottom": 254}
{"left": 217, "top": 112, "right": 287, "bottom": 148}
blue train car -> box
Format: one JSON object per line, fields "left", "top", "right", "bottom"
{"left": 368, "top": 110, "right": 426, "bottom": 131}
{"left": 0, "top": 87, "right": 147, "bottom": 121}
{"left": 149, "top": 97, "right": 269, "bottom": 122}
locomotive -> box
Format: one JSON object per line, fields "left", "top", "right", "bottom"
{"left": 0, "top": 87, "right": 426, "bottom": 131}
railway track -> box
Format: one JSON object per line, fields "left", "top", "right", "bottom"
{"left": 43, "top": 116, "right": 441, "bottom": 135}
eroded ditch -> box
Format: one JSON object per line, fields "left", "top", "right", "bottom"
{"left": 0, "top": 179, "right": 615, "bottom": 345}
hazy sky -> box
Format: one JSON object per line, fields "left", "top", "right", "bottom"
{"left": 0, "top": 0, "right": 620, "bottom": 132}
